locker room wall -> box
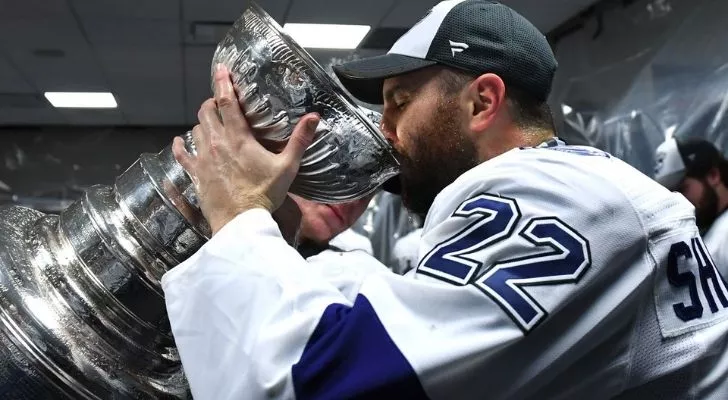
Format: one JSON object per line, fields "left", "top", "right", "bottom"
{"left": 550, "top": 0, "right": 728, "bottom": 176}
{"left": 0, "top": 126, "right": 177, "bottom": 212}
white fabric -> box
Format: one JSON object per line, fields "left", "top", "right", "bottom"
{"left": 390, "top": 228, "right": 423, "bottom": 275}
{"left": 328, "top": 228, "right": 373, "bottom": 255}
{"left": 654, "top": 137, "right": 687, "bottom": 189}
{"left": 388, "top": 0, "right": 465, "bottom": 59}
{"left": 306, "top": 245, "right": 390, "bottom": 304}
{"left": 163, "top": 143, "right": 728, "bottom": 400}
{"left": 704, "top": 210, "right": 728, "bottom": 277}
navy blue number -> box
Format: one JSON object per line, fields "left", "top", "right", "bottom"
{"left": 693, "top": 238, "right": 728, "bottom": 312}
{"left": 667, "top": 241, "right": 703, "bottom": 321}
{"left": 418, "top": 194, "right": 591, "bottom": 332}
{"left": 668, "top": 237, "right": 728, "bottom": 321}
{"left": 475, "top": 218, "right": 590, "bottom": 331}
{"left": 418, "top": 194, "right": 521, "bottom": 285}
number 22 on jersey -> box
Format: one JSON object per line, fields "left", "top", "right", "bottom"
{"left": 417, "top": 194, "right": 592, "bottom": 333}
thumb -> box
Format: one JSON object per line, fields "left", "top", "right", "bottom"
{"left": 283, "top": 113, "right": 319, "bottom": 166}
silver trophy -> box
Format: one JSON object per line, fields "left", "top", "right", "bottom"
{"left": 0, "top": 3, "right": 397, "bottom": 399}
{"left": 213, "top": 2, "right": 397, "bottom": 203}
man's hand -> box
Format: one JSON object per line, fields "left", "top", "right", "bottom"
{"left": 172, "top": 64, "right": 320, "bottom": 235}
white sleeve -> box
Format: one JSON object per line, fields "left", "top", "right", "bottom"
{"left": 305, "top": 248, "right": 391, "bottom": 303}
{"left": 328, "top": 228, "right": 374, "bottom": 254}
{"left": 162, "top": 152, "right": 649, "bottom": 400}
{"left": 162, "top": 209, "right": 354, "bottom": 399}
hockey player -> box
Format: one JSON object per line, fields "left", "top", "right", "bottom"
{"left": 164, "top": 1, "right": 728, "bottom": 399}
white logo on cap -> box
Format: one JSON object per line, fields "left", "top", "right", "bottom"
{"left": 449, "top": 40, "right": 469, "bottom": 57}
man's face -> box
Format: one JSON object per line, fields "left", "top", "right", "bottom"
{"left": 381, "top": 67, "right": 479, "bottom": 216}
{"left": 290, "top": 194, "right": 373, "bottom": 245}
{"left": 678, "top": 176, "right": 719, "bottom": 230}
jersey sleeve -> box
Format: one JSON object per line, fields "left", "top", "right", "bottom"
{"left": 162, "top": 209, "right": 433, "bottom": 400}
{"left": 161, "top": 150, "right": 652, "bottom": 400}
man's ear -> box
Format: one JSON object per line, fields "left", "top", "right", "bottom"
{"left": 706, "top": 166, "right": 722, "bottom": 187}
{"left": 468, "top": 73, "right": 507, "bottom": 133}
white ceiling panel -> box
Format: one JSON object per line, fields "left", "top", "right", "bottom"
{"left": 70, "top": 0, "right": 180, "bottom": 20}
{"left": 183, "top": 0, "right": 290, "bottom": 24}
{"left": 286, "top": 0, "right": 397, "bottom": 25}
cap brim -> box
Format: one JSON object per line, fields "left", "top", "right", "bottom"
{"left": 333, "top": 54, "right": 436, "bottom": 104}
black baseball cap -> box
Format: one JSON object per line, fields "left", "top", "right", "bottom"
{"left": 333, "top": 0, "right": 558, "bottom": 105}
{"left": 654, "top": 137, "right": 724, "bottom": 190}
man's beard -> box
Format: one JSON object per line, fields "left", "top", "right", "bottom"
{"left": 397, "top": 99, "right": 479, "bottom": 217}
{"left": 695, "top": 179, "right": 720, "bottom": 232}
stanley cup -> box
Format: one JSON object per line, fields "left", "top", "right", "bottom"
{"left": 0, "top": 3, "right": 398, "bottom": 399}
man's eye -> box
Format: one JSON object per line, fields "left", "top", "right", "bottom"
{"left": 395, "top": 101, "right": 408, "bottom": 109}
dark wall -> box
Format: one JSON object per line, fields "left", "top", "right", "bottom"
{"left": 549, "top": 0, "right": 694, "bottom": 115}
{"left": 546, "top": 0, "right": 728, "bottom": 175}
{"left": 0, "top": 126, "right": 183, "bottom": 212}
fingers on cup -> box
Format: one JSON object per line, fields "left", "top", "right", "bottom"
{"left": 283, "top": 113, "right": 320, "bottom": 165}
{"left": 172, "top": 136, "right": 195, "bottom": 171}
{"left": 190, "top": 124, "right": 209, "bottom": 154}
{"left": 214, "top": 65, "right": 249, "bottom": 134}
{"left": 198, "top": 99, "right": 220, "bottom": 129}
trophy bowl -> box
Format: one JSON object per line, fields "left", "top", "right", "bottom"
{"left": 210, "top": 2, "right": 399, "bottom": 203}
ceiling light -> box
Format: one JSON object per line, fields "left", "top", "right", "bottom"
{"left": 283, "top": 23, "right": 370, "bottom": 49}
{"left": 44, "top": 92, "right": 117, "bottom": 109}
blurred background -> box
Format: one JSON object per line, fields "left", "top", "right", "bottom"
{"left": 0, "top": 0, "right": 724, "bottom": 264}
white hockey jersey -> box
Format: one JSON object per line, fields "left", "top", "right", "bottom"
{"left": 162, "top": 139, "right": 728, "bottom": 400}
{"left": 328, "top": 228, "right": 374, "bottom": 255}
{"left": 704, "top": 211, "right": 728, "bottom": 278}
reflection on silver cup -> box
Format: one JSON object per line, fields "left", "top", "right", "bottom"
{"left": 0, "top": 137, "right": 198, "bottom": 399}
{"left": 0, "top": 3, "right": 394, "bottom": 398}
{"left": 212, "top": 2, "right": 399, "bottom": 203}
